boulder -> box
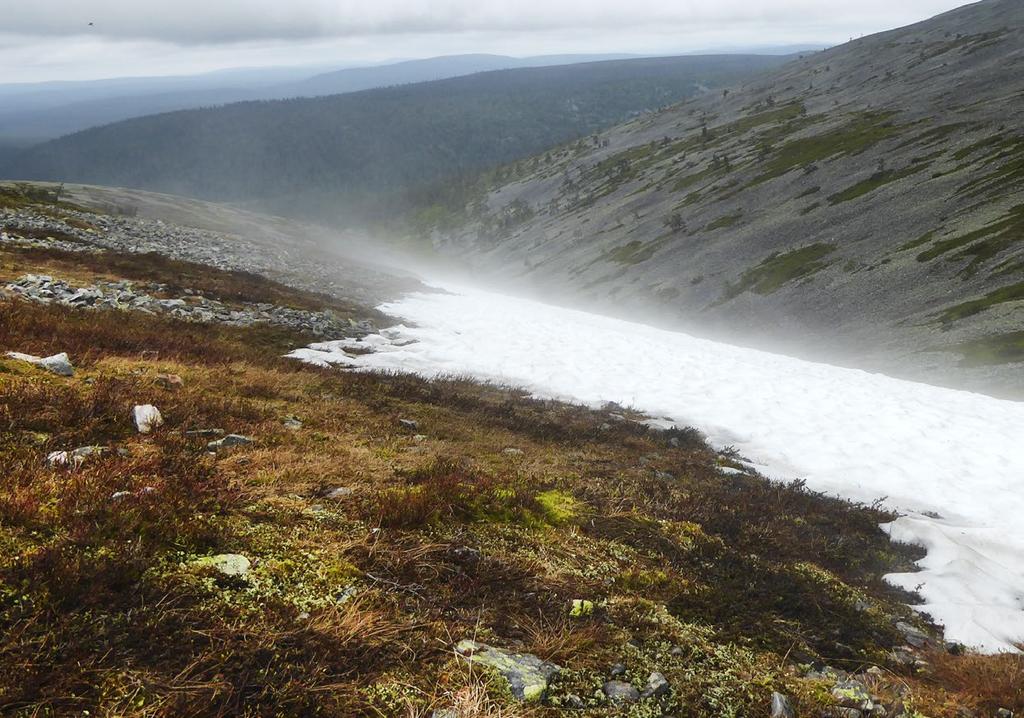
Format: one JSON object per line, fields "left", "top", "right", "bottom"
{"left": 455, "top": 639, "right": 560, "bottom": 702}
{"left": 6, "top": 351, "right": 75, "bottom": 377}
{"left": 133, "top": 404, "right": 164, "bottom": 433}
{"left": 193, "top": 553, "right": 252, "bottom": 577}
{"left": 156, "top": 373, "right": 184, "bottom": 388}
{"left": 207, "top": 434, "right": 254, "bottom": 451}
{"left": 47, "top": 445, "right": 106, "bottom": 468}
{"left": 640, "top": 672, "right": 670, "bottom": 699}
{"left": 895, "top": 621, "right": 931, "bottom": 649}
{"left": 602, "top": 680, "right": 641, "bottom": 705}
{"left": 832, "top": 679, "right": 875, "bottom": 712}
{"left": 771, "top": 691, "right": 796, "bottom": 718}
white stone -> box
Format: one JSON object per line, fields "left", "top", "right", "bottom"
{"left": 133, "top": 404, "right": 164, "bottom": 433}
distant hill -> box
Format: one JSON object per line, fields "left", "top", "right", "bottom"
{"left": 0, "top": 54, "right": 640, "bottom": 144}
{"left": 3, "top": 55, "right": 789, "bottom": 223}
{"left": 424, "top": 0, "right": 1024, "bottom": 397}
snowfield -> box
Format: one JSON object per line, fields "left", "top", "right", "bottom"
{"left": 290, "top": 283, "right": 1024, "bottom": 653}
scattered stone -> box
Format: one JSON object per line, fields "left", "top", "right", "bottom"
{"left": 602, "top": 680, "right": 640, "bottom": 705}
{"left": 6, "top": 351, "right": 75, "bottom": 377}
{"left": 186, "top": 428, "right": 225, "bottom": 437}
{"left": 47, "top": 445, "right": 106, "bottom": 467}
{"left": 832, "top": 679, "right": 874, "bottom": 712}
{"left": 282, "top": 415, "right": 303, "bottom": 430}
{"left": 192, "top": 553, "right": 252, "bottom": 577}
{"left": 207, "top": 434, "right": 254, "bottom": 452}
{"left": 609, "top": 663, "right": 627, "bottom": 678}
{"left": 413, "top": 434, "right": 428, "bottom": 442}
{"left": 895, "top": 621, "right": 931, "bottom": 648}
{"left": 996, "top": 710, "right": 1013, "bottom": 718}
{"left": 324, "top": 486, "right": 355, "bottom": 499}
{"left": 110, "top": 491, "right": 132, "bottom": 501}
{"left": 563, "top": 694, "right": 585, "bottom": 710}
{"left": 771, "top": 691, "right": 795, "bottom": 718}
{"left": 669, "top": 645, "right": 685, "bottom": 657}
{"left": 155, "top": 373, "right": 184, "bottom": 388}
{"left": 569, "top": 599, "right": 594, "bottom": 617}
{"left": 399, "top": 419, "right": 419, "bottom": 430}
{"left": 828, "top": 709, "right": 863, "bottom": 718}
{"left": 640, "top": 672, "right": 670, "bottom": 699}
{"left": 133, "top": 404, "right": 164, "bottom": 433}
{"left": 455, "top": 640, "right": 560, "bottom": 702}
{"left": 502, "top": 447, "right": 524, "bottom": 456}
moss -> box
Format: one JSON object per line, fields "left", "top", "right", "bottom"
{"left": 898, "top": 229, "right": 936, "bottom": 253}
{"left": 942, "top": 331, "right": 1024, "bottom": 367}
{"left": 603, "top": 235, "right": 673, "bottom": 265}
{"left": 535, "top": 489, "right": 579, "bottom": 525}
{"left": 721, "top": 244, "right": 836, "bottom": 301}
{"left": 705, "top": 211, "right": 743, "bottom": 232}
{"left": 935, "top": 282, "right": 1024, "bottom": 323}
{"left": 828, "top": 163, "right": 929, "bottom": 204}
{"left": 915, "top": 203, "right": 1024, "bottom": 277}
{"left": 749, "top": 111, "right": 902, "bottom": 186}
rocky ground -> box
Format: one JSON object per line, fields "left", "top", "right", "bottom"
{"left": 427, "top": 0, "right": 1024, "bottom": 399}
{"left": 0, "top": 185, "right": 1020, "bottom": 717}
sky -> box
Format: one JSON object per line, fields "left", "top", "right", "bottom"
{"left": 0, "top": 0, "right": 971, "bottom": 83}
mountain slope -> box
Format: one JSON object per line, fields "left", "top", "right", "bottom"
{"left": 428, "top": 0, "right": 1024, "bottom": 397}
{"left": 0, "top": 54, "right": 637, "bottom": 144}
{"left": 2, "top": 55, "right": 789, "bottom": 224}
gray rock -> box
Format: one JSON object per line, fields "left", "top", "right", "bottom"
{"left": 455, "top": 639, "right": 560, "bottom": 702}
{"left": 609, "top": 662, "right": 627, "bottom": 677}
{"left": 832, "top": 679, "right": 874, "bottom": 712}
{"left": 399, "top": 419, "right": 419, "bottom": 430}
{"left": 895, "top": 621, "right": 931, "bottom": 648}
{"left": 640, "top": 672, "right": 670, "bottom": 699}
{"left": 602, "top": 680, "right": 640, "bottom": 704}
{"left": 6, "top": 351, "right": 75, "bottom": 377}
{"left": 186, "top": 428, "right": 225, "bottom": 437}
{"left": 207, "top": 434, "right": 254, "bottom": 451}
{"left": 563, "top": 694, "right": 585, "bottom": 710}
{"left": 282, "top": 416, "right": 303, "bottom": 430}
{"left": 193, "top": 553, "right": 252, "bottom": 577}
{"left": 324, "top": 486, "right": 355, "bottom": 499}
{"left": 771, "top": 691, "right": 795, "bottom": 718}
{"left": 996, "top": 710, "right": 1013, "bottom": 718}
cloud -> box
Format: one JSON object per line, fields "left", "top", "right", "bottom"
{"left": 6, "top": 0, "right": 968, "bottom": 44}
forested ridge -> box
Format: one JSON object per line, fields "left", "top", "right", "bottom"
{"left": 3, "top": 55, "right": 788, "bottom": 224}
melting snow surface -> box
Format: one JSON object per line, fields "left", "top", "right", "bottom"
{"left": 290, "top": 283, "right": 1024, "bottom": 653}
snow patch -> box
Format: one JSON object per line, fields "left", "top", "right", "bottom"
{"left": 290, "top": 284, "right": 1024, "bottom": 653}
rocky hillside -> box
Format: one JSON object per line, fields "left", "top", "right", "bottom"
{"left": 2, "top": 182, "right": 1021, "bottom": 717}
{"left": 431, "top": 0, "right": 1024, "bottom": 398}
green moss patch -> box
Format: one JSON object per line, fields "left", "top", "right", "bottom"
{"left": 721, "top": 244, "right": 836, "bottom": 301}
{"left": 749, "top": 111, "right": 902, "bottom": 186}
{"left": 915, "top": 203, "right": 1024, "bottom": 277}
{"left": 936, "top": 282, "right": 1024, "bottom": 323}
{"left": 942, "top": 331, "right": 1024, "bottom": 367}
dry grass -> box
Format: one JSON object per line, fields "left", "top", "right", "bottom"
{"left": 0, "top": 239, "right": 1019, "bottom": 717}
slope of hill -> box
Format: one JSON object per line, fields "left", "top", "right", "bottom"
{"left": 425, "top": 0, "right": 1024, "bottom": 397}
{"left": 0, "top": 54, "right": 637, "bottom": 145}
{"left": 2, "top": 55, "right": 790, "bottom": 224}
{"left": 2, "top": 182, "right": 1020, "bottom": 717}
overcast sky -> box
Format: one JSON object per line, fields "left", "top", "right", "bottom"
{"left": 0, "top": 0, "right": 970, "bottom": 83}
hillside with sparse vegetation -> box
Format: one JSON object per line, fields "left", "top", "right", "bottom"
{"left": 423, "top": 0, "right": 1024, "bottom": 398}
{"left": 1, "top": 177, "right": 1022, "bottom": 718}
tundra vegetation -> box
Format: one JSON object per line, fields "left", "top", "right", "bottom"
{"left": 0, "top": 187, "right": 1020, "bottom": 717}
